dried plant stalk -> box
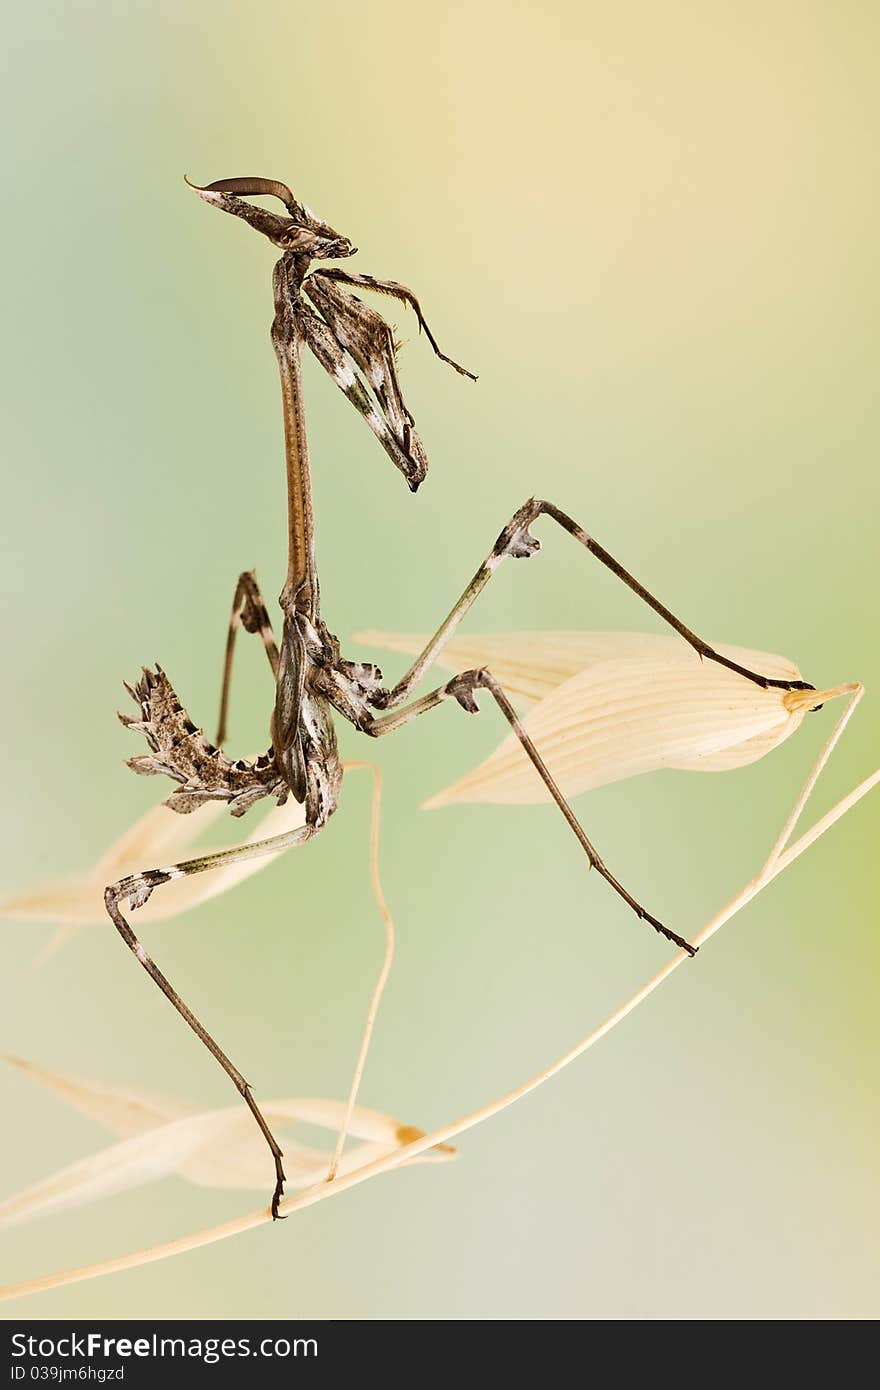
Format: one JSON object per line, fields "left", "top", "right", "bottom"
{"left": 0, "top": 1059, "right": 453, "bottom": 1228}
{"left": 327, "top": 760, "right": 395, "bottom": 1181}
{"left": 1, "top": 685, "right": 873, "bottom": 1303}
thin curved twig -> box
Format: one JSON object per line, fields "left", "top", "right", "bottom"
{"left": 327, "top": 761, "right": 395, "bottom": 1181}
{"left": 1, "top": 695, "right": 876, "bottom": 1303}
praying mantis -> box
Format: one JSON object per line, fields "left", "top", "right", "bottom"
{"left": 105, "top": 176, "right": 821, "bottom": 1218}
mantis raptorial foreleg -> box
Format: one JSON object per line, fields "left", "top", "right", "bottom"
{"left": 309, "top": 268, "right": 477, "bottom": 379}
{"left": 216, "top": 570, "right": 280, "bottom": 746}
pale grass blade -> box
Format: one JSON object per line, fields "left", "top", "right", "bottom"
{"left": 0, "top": 1066, "right": 452, "bottom": 1227}
{"left": 421, "top": 647, "right": 817, "bottom": 806}
{"left": 0, "top": 797, "right": 307, "bottom": 928}
{"left": 2, "top": 1056, "right": 190, "bottom": 1138}
{"left": 0, "top": 688, "right": 872, "bottom": 1300}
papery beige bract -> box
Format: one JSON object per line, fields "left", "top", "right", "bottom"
{"left": 357, "top": 630, "right": 824, "bottom": 806}
{"left": 0, "top": 1056, "right": 453, "bottom": 1228}
{"left": 0, "top": 798, "right": 307, "bottom": 932}
{"left": 0, "top": 762, "right": 398, "bottom": 1241}
{"left": 0, "top": 678, "right": 874, "bottom": 1300}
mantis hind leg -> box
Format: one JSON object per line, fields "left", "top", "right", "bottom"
{"left": 363, "top": 670, "right": 696, "bottom": 955}
{"left": 104, "top": 820, "right": 314, "bottom": 1218}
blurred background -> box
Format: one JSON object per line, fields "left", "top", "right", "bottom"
{"left": 1, "top": 0, "right": 877, "bottom": 1320}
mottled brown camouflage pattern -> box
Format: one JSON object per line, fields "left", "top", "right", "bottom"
{"left": 120, "top": 667, "right": 286, "bottom": 818}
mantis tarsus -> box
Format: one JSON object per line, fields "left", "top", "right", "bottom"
{"left": 105, "top": 176, "right": 820, "bottom": 1218}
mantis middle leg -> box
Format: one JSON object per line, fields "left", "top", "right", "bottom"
{"left": 376, "top": 498, "right": 815, "bottom": 710}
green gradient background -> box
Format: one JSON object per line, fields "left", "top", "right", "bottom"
{"left": 2, "top": 2, "right": 877, "bottom": 1320}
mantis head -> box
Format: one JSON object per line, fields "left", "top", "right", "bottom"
{"left": 186, "top": 176, "right": 356, "bottom": 260}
